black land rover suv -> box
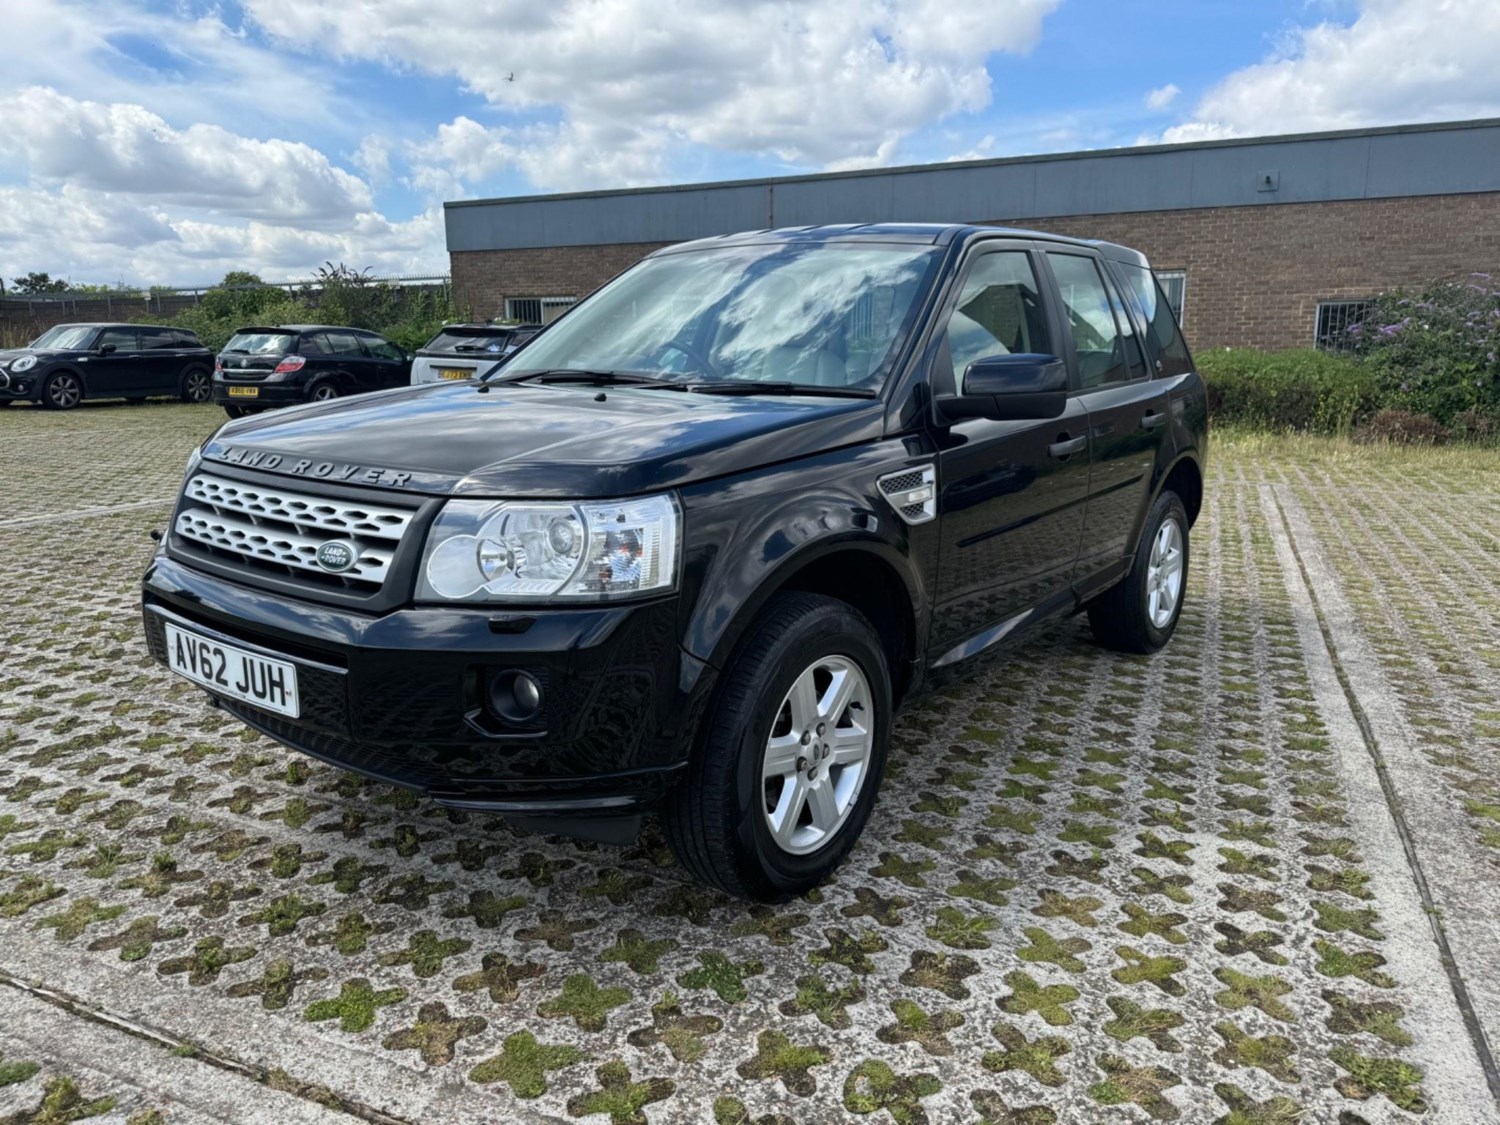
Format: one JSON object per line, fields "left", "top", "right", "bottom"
{"left": 143, "top": 224, "right": 1207, "bottom": 901}
{"left": 1, "top": 323, "right": 213, "bottom": 409}
{"left": 214, "top": 324, "right": 412, "bottom": 417}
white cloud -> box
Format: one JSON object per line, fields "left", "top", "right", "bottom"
{"left": 0, "top": 87, "right": 373, "bottom": 226}
{"left": 1161, "top": 0, "right": 1500, "bottom": 142}
{"left": 1145, "top": 84, "right": 1180, "bottom": 111}
{"left": 246, "top": 0, "right": 1061, "bottom": 186}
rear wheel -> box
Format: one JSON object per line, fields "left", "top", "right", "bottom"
{"left": 663, "top": 592, "right": 891, "bottom": 901}
{"left": 42, "top": 371, "right": 83, "bottom": 410}
{"left": 180, "top": 367, "right": 212, "bottom": 404}
{"left": 1087, "top": 490, "right": 1189, "bottom": 653}
{"left": 308, "top": 381, "right": 339, "bottom": 403}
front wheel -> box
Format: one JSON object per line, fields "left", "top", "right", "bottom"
{"left": 1087, "top": 490, "right": 1189, "bottom": 653}
{"left": 42, "top": 371, "right": 83, "bottom": 410}
{"left": 663, "top": 592, "right": 891, "bottom": 901}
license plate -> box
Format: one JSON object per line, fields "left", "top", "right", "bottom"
{"left": 227, "top": 386, "right": 259, "bottom": 398}
{"left": 437, "top": 367, "right": 473, "bottom": 380}
{"left": 164, "top": 622, "right": 300, "bottom": 718}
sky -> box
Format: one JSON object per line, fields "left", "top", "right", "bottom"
{"left": 2, "top": 0, "right": 1498, "bottom": 287}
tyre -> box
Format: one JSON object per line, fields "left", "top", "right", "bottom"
{"left": 180, "top": 367, "right": 212, "bottom": 404}
{"left": 223, "top": 404, "right": 246, "bottom": 419}
{"left": 1087, "top": 489, "right": 1189, "bottom": 654}
{"left": 664, "top": 591, "right": 892, "bottom": 901}
{"left": 308, "top": 381, "right": 339, "bottom": 403}
{"left": 41, "top": 371, "right": 83, "bottom": 410}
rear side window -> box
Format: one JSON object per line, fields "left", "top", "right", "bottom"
{"left": 141, "top": 328, "right": 177, "bottom": 350}
{"left": 1118, "top": 264, "right": 1194, "bottom": 377}
{"left": 1046, "top": 253, "right": 1130, "bottom": 388}
{"left": 299, "top": 334, "right": 327, "bottom": 355}
{"left": 175, "top": 330, "right": 202, "bottom": 348}
{"left": 364, "top": 338, "right": 404, "bottom": 361}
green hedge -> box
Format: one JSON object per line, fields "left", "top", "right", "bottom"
{"left": 1198, "top": 348, "right": 1379, "bottom": 435}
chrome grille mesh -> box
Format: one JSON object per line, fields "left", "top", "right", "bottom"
{"left": 174, "top": 472, "right": 413, "bottom": 591}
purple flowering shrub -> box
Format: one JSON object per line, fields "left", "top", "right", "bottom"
{"left": 1350, "top": 275, "right": 1500, "bottom": 424}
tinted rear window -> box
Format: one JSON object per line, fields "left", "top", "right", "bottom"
{"left": 224, "top": 332, "right": 296, "bottom": 355}
{"left": 422, "top": 328, "right": 512, "bottom": 354}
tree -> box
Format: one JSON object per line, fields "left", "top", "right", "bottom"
{"left": 11, "top": 272, "right": 68, "bottom": 295}
{"left": 219, "top": 271, "right": 265, "bottom": 289}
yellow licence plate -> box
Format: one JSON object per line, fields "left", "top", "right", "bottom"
{"left": 227, "top": 386, "right": 259, "bottom": 398}
{"left": 437, "top": 367, "right": 474, "bottom": 380}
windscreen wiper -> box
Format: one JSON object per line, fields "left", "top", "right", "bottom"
{"left": 686, "top": 381, "right": 878, "bottom": 399}
{"left": 494, "top": 368, "right": 686, "bottom": 389}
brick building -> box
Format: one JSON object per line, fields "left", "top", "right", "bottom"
{"left": 445, "top": 118, "right": 1500, "bottom": 352}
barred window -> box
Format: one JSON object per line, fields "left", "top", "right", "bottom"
{"left": 504, "top": 295, "right": 576, "bottom": 324}
{"left": 1155, "top": 270, "right": 1187, "bottom": 324}
{"left": 1315, "top": 300, "right": 1370, "bottom": 352}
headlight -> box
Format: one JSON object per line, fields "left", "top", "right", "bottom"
{"left": 416, "top": 493, "right": 680, "bottom": 603}
{"left": 11, "top": 355, "right": 37, "bottom": 372}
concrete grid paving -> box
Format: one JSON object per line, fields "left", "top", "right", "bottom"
{"left": 0, "top": 403, "right": 1497, "bottom": 1124}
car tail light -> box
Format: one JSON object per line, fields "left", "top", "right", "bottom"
{"left": 214, "top": 357, "right": 222, "bottom": 373}
{"left": 274, "top": 355, "right": 306, "bottom": 374}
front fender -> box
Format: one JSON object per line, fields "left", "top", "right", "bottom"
{"left": 675, "top": 440, "right": 935, "bottom": 675}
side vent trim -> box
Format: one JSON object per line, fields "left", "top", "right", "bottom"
{"left": 877, "top": 464, "right": 937, "bottom": 525}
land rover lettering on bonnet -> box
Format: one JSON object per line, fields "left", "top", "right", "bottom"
{"left": 143, "top": 224, "right": 1207, "bottom": 901}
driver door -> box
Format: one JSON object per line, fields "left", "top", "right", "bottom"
{"left": 929, "top": 243, "right": 1091, "bottom": 657}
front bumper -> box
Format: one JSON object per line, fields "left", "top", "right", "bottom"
{"left": 142, "top": 555, "right": 714, "bottom": 835}
{"left": 211, "top": 380, "right": 306, "bottom": 407}
{"left": 0, "top": 371, "right": 38, "bottom": 401}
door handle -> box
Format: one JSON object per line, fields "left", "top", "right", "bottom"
{"left": 1049, "top": 434, "right": 1087, "bottom": 459}
{"left": 1141, "top": 410, "right": 1168, "bottom": 430}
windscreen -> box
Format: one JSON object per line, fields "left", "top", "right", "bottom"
{"left": 505, "top": 242, "right": 942, "bottom": 390}
{"left": 223, "top": 331, "right": 296, "bottom": 355}
{"left": 29, "top": 325, "right": 96, "bottom": 350}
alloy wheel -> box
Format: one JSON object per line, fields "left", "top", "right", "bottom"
{"left": 185, "top": 370, "right": 211, "bottom": 403}
{"left": 311, "top": 384, "right": 338, "bottom": 402}
{"left": 48, "top": 373, "right": 81, "bottom": 409}
{"left": 1146, "top": 516, "right": 1185, "bottom": 628}
{"left": 760, "top": 655, "right": 874, "bottom": 856}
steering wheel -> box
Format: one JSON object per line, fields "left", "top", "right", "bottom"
{"left": 655, "top": 339, "right": 721, "bottom": 380}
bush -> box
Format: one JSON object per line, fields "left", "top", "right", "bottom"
{"left": 1197, "top": 348, "right": 1378, "bottom": 434}
{"left": 1350, "top": 277, "right": 1500, "bottom": 424}
{"left": 1353, "top": 409, "right": 1449, "bottom": 446}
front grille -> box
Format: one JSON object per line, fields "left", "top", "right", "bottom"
{"left": 174, "top": 472, "right": 414, "bottom": 595}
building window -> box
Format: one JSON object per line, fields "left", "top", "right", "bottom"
{"left": 1155, "top": 270, "right": 1187, "bottom": 325}
{"left": 505, "top": 296, "right": 576, "bottom": 324}
{"left": 1315, "top": 300, "right": 1370, "bottom": 352}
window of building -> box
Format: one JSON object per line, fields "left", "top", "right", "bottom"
{"left": 505, "top": 296, "right": 576, "bottom": 324}
{"left": 1315, "top": 300, "right": 1370, "bottom": 352}
{"left": 1156, "top": 270, "right": 1187, "bottom": 324}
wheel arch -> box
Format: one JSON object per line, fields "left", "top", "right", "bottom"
{"left": 1155, "top": 451, "right": 1203, "bottom": 527}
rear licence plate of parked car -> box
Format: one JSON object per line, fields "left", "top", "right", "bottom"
{"left": 227, "top": 386, "right": 259, "bottom": 397}
{"left": 437, "top": 367, "right": 473, "bottom": 380}
{"left": 164, "top": 623, "right": 299, "bottom": 718}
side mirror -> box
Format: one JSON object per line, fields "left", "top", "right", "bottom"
{"left": 98, "top": 343, "right": 117, "bottom": 355}
{"left": 938, "top": 353, "right": 1067, "bottom": 422}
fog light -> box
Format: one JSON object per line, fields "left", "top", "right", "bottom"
{"left": 488, "top": 670, "right": 543, "bottom": 724}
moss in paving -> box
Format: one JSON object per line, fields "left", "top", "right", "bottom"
{"left": 778, "top": 974, "right": 866, "bottom": 1029}
{"left": 1212, "top": 922, "right": 1288, "bottom": 966}
{"left": 840, "top": 887, "right": 909, "bottom": 927}
{"left": 736, "top": 1029, "right": 830, "bottom": 1096}
{"left": 381, "top": 1001, "right": 487, "bottom": 1066}
{"left": 808, "top": 927, "right": 887, "bottom": 974}
{"left": 1113, "top": 947, "right": 1188, "bottom": 996}
{"left": 1135, "top": 832, "right": 1193, "bottom": 866}
{"left": 870, "top": 851, "right": 935, "bottom": 886}
{"left": 925, "top": 905, "right": 998, "bottom": 950}
{"left": 377, "top": 929, "right": 471, "bottom": 979}
{"left": 85, "top": 916, "right": 187, "bottom": 962}
{"left": 997, "top": 971, "right": 1078, "bottom": 1027}
{"left": 469, "top": 1030, "right": 585, "bottom": 1098}
{"left": 1129, "top": 866, "right": 1193, "bottom": 904}
{"left": 1031, "top": 890, "right": 1102, "bottom": 927}
{"left": 34, "top": 897, "right": 125, "bottom": 941}
{"left": 1322, "top": 990, "right": 1412, "bottom": 1046}
{"left": 1044, "top": 849, "right": 1108, "bottom": 883}
{"left": 626, "top": 992, "right": 722, "bottom": 1062}
{"left": 1328, "top": 1047, "right": 1426, "bottom": 1113}
{"left": 2, "top": 877, "right": 65, "bottom": 918}
{"left": 1118, "top": 902, "right": 1189, "bottom": 944}
{"left": 651, "top": 885, "right": 724, "bottom": 926}
{"left": 1304, "top": 864, "right": 1373, "bottom": 899}
{"left": 537, "top": 973, "right": 630, "bottom": 1031}
{"left": 1088, "top": 1055, "right": 1181, "bottom": 1121}
{"left": 442, "top": 889, "right": 528, "bottom": 930}
{"left": 451, "top": 952, "right": 547, "bottom": 1004}
{"left": 1211, "top": 1083, "right": 1303, "bottom": 1125}
{"left": 729, "top": 906, "right": 809, "bottom": 946}
{"left": 0, "top": 1052, "right": 41, "bottom": 1087}
{"left": 303, "top": 978, "right": 406, "bottom": 1033}
{"left": 8, "top": 1075, "right": 117, "bottom": 1122}
{"left": 305, "top": 911, "right": 389, "bottom": 956}
{"left": 565, "top": 1061, "right": 674, "bottom": 1125}
{"left": 900, "top": 950, "right": 980, "bottom": 1000}
{"left": 1213, "top": 968, "right": 1295, "bottom": 1022}
{"left": 238, "top": 892, "right": 326, "bottom": 937}
{"left": 515, "top": 908, "right": 596, "bottom": 951}
{"left": 969, "top": 1090, "right": 1057, "bottom": 1124}
{"left": 876, "top": 998, "right": 964, "bottom": 1056}
{"left": 676, "top": 952, "right": 764, "bottom": 1004}
{"left": 981, "top": 1023, "right": 1070, "bottom": 1087}
{"left": 6, "top": 829, "right": 86, "bottom": 863}
{"left": 1103, "top": 996, "right": 1184, "bottom": 1052}
{"left": 600, "top": 928, "right": 677, "bottom": 974}
{"left": 1312, "top": 938, "right": 1396, "bottom": 988}
{"left": 1217, "top": 883, "right": 1288, "bottom": 922}
{"left": 224, "top": 958, "right": 329, "bottom": 1010}
{"left": 1212, "top": 1022, "right": 1299, "bottom": 1082}
{"left": 308, "top": 857, "right": 388, "bottom": 896}
{"left": 579, "top": 869, "right": 654, "bottom": 906}
{"left": 945, "top": 871, "right": 1014, "bottom": 907}
{"left": 842, "top": 1059, "right": 941, "bottom": 1125}
{"left": 1311, "top": 900, "right": 1384, "bottom": 940}
{"left": 1017, "top": 927, "right": 1090, "bottom": 973}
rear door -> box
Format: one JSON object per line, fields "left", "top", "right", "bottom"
{"left": 929, "top": 241, "right": 1091, "bottom": 657}
{"left": 139, "top": 327, "right": 183, "bottom": 392}
{"left": 322, "top": 331, "right": 368, "bottom": 392}
{"left": 1041, "top": 250, "right": 1171, "bottom": 590}
{"left": 360, "top": 335, "right": 410, "bottom": 389}
{"left": 88, "top": 327, "right": 142, "bottom": 397}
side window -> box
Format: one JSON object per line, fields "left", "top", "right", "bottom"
{"left": 140, "top": 328, "right": 177, "bottom": 350}
{"left": 942, "top": 251, "right": 1050, "bottom": 393}
{"left": 175, "top": 330, "right": 201, "bottom": 348}
{"left": 299, "top": 333, "right": 327, "bottom": 355}
{"left": 325, "top": 332, "right": 361, "bottom": 356}
{"left": 1118, "top": 264, "right": 1194, "bottom": 378}
{"left": 97, "top": 328, "right": 140, "bottom": 353}
{"left": 1046, "top": 253, "right": 1128, "bottom": 389}
{"left": 1101, "top": 271, "right": 1147, "bottom": 380}
{"left": 365, "top": 338, "right": 403, "bottom": 361}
